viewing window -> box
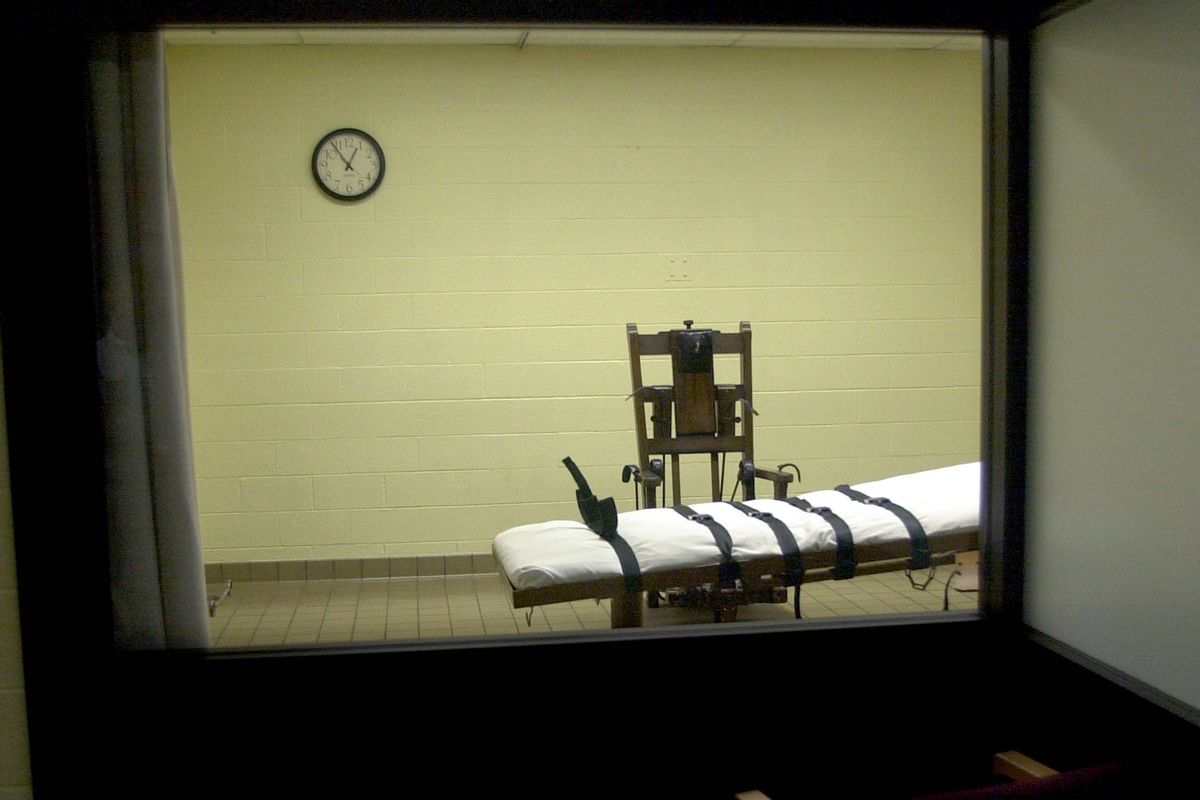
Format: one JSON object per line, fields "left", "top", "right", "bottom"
{"left": 164, "top": 26, "right": 987, "bottom": 648}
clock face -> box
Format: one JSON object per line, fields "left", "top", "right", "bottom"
{"left": 312, "top": 128, "right": 385, "bottom": 200}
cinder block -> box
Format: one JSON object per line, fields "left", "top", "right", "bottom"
{"left": 856, "top": 321, "right": 931, "bottom": 355}
{"left": 952, "top": 352, "right": 981, "bottom": 386}
{"left": 275, "top": 440, "right": 350, "bottom": 476}
{"left": 266, "top": 223, "right": 341, "bottom": 259}
{"left": 189, "top": 296, "right": 340, "bottom": 334}
{"left": 405, "top": 364, "right": 485, "bottom": 401}
{"left": 314, "top": 474, "right": 385, "bottom": 510}
{"left": 342, "top": 437, "right": 419, "bottom": 473}
{"left": 441, "top": 326, "right": 624, "bottom": 366}
{"left": 190, "top": 368, "right": 341, "bottom": 406}
{"left": 186, "top": 259, "right": 304, "bottom": 298}
{"left": 337, "top": 294, "right": 414, "bottom": 331}
{"left": 196, "top": 478, "right": 242, "bottom": 513}
{"left": 377, "top": 330, "right": 453, "bottom": 365}
{"left": 889, "top": 421, "right": 979, "bottom": 456}
{"left": 384, "top": 472, "right": 467, "bottom": 508}
{"left": 337, "top": 222, "right": 413, "bottom": 258}
{"left": 188, "top": 333, "right": 307, "bottom": 371}
{"left": 184, "top": 186, "right": 299, "bottom": 225}
{"left": 276, "top": 510, "right": 351, "bottom": 545}
{"left": 482, "top": 361, "right": 625, "bottom": 399}
{"left": 183, "top": 223, "right": 265, "bottom": 261}
{"left": 194, "top": 442, "right": 276, "bottom": 478}
{"left": 889, "top": 354, "right": 963, "bottom": 389}
{"left": 306, "top": 403, "right": 401, "bottom": 439}
{"left": 306, "top": 332, "right": 380, "bottom": 367}
{"left": 756, "top": 390, "right": 861, "bottom": 427}
{"left": 199, "top": 512, "right": 280, "bottom": 549}
{"left": 240, "top": 476, "right": 313, "bottom": 511}
{"left": 302, "top": 258, "right": 377, "bottom": 295}
{"left": 336, "top": 367, "right": 410, "bottom": 402}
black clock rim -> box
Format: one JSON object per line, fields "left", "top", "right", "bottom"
{"left": 312, "top": 127, "right": 386, "bottom": 201}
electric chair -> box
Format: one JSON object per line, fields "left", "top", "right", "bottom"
{"left": 623, "top": 320, "right": 799, "bottom": 620}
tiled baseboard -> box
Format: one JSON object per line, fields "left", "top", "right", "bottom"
{"left": 205, "top": 553, "right": 496, "bottom": 585}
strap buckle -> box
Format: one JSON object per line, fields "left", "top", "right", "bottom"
{"left": 687, "top": 513, "right": 715, "bottom": 524}
{"left": 808, "top": 505, "right": 831, "bottom": 515}
{"left": 905, "top": 562, "right": 937, "bottom": 590}
{"left": 865, "top": 496, "right": 891, "bottom": 506}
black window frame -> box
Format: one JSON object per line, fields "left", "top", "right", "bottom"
{"left": 5, "top": 2, "right": 1042, "bottom": 795}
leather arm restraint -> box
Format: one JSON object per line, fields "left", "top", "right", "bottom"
{"left": 726, "top": 501, "right": 805, "bottom": 586}
{"left": 785, "top": 498, "right": 857, "bottom": 580}
{"left": 673, "top": 505, "right": 740, "bottom": 588}
{"left": 727, "top": 500, "right": 805, "bottom": 618}
{"left": 834, "top": 485, "right": 932, "bottom": 572}
{"left": 562, "top": 457, "right": 642, "bottom": 593}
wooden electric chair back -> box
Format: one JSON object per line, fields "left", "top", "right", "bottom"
{"left": 626, "top": 320, "right": 793, "bottom": 508}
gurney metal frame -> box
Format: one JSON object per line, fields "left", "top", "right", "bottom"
{"left": 501, "top": 529, "right": 978, "bottom": 628}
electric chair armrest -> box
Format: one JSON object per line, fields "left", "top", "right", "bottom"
{"left": 635, "top": 472, "right": 662, "bottom": 488}
{"left": 751, "top": 466, "right": 794, "bottom": 500}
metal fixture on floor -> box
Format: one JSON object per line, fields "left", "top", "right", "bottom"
{"left": 208, "top": 579, "right": 233, "bottom": 616}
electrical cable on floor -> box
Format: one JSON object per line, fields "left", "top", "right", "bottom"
{"left": 943, "top": 569, "right": 962, "bottom": 610}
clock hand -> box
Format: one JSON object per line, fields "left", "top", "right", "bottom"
{"left": 329, "top": 144, "right": 353, "bottom": 169}
{"left": 344, "top": 146, "right": 359, "bottom": 172}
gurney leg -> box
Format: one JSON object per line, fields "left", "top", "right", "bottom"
{"left": 714, "top": 605, "right": 739, "bottom": 623}
{"left": 611, "top": 588, "right": 645, "bottom": 628}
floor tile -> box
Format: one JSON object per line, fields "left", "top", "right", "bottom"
{"left": 209, "top": 568, "right": 978, "bottom": 648}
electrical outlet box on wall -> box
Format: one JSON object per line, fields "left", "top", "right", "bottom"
{"left": 665, "top": 255, "right": 692, "bottom": 282}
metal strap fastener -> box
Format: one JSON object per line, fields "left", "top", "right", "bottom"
{"left": 786, "top": 498, "right": 857, "bottom": 580}
{"left": 674, "top": 505, "right": 740, "bottom": 587}
{"left": 727, "top": 501, "right": 804, "bottom": 585}
{"left": 835, "top": 486, "right": 934, "bottom": 588}
{"left": 728, "top": 501, "right": 805, "bottom": 618}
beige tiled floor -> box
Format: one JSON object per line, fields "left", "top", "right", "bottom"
{"left": 208, "top": 567, "right": 979, "bottom": 649}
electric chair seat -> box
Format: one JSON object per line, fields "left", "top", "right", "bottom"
{"left": 625, "top": 320, "right": 797, "bottom": 619}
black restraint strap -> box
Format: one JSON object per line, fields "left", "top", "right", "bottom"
{"left": 834, "top": 486, "right": 932, "bottom": 570}
{"left": 562, "top": 457, "right": 642, "bottom": 593}
{"left": 602, "top": 530, "right": 643, "bottom": 594}
{"left": 786, "top": 498, "right": 856, "bottom": 579}
{"left": 727, "top": 501, "right": 804, "bottom": 585}
{"left": 674, "top": 505, "right": 740, "bottom": 586}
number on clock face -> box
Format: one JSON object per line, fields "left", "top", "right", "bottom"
{"left": 312, "top": 129, "right": 386, "bottom": 200}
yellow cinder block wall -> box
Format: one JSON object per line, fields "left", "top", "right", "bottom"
{"left": 166, "top": 43, "right": 982, "bottom": 564}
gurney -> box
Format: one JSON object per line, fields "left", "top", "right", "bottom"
{"left": 494, "top": 461, "right": 980, "bottom": 628}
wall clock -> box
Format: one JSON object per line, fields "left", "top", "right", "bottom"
{"left": 311, "top": 128, "right": 385, "bottom": 200}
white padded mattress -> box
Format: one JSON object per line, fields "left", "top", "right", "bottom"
{"left": 493, "top": 462, "right": 980, "bottom": 591}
